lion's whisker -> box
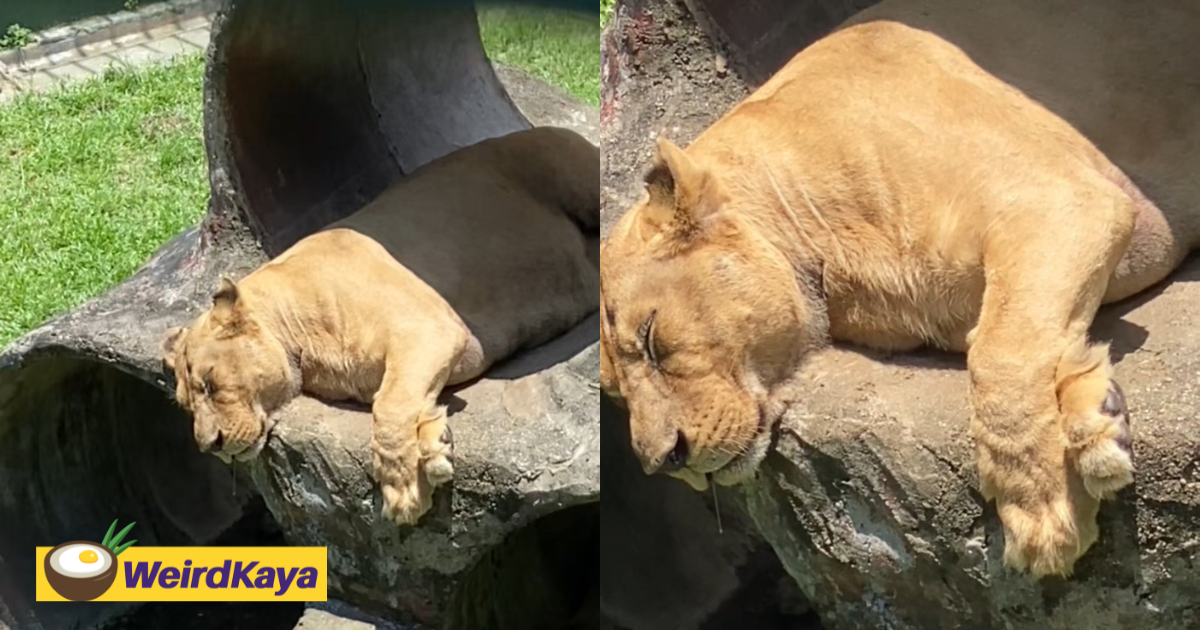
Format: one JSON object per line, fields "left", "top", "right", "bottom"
{"left": 709, "top": 473, "right": 723, "bottom": 535}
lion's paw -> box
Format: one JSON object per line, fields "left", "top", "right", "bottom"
{"left": 1075, "top": 380, "right": 1134, "bottom": 499}
{"left": 380, "top": 479, "right": 431, "bottom": 526}
{"left": 416, "top": 407, "right": 455, "bottom": 487}
{"left": 998, "top": 498, "right": 1096, "bottom": 578}
{"left": 422, "top": 424, "right": 455, "bottom": 487}
{"left": 372, "top": 440, "right": 431, "bottom": 526}
{"left": 1056, "top": 343, "right": 1135, "bottom": 501}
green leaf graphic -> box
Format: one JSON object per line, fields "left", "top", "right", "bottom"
{"left": 100, "top": 519, "right": 119, "bottom": 549}
{"left": 107, "top": 521, "right": 137, "bottom": 550}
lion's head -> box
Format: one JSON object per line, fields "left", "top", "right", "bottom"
{"left": 600, "top": 137, "right": 829, "bottom": 491}
{"left": 161, "top": 278, "right": 300, "bottom": 463}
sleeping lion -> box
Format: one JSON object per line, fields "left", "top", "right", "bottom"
{"left": 600, "top": 3, "right": 1200, "bottom": 577}
{"left": 163, "top": 126, "right": 598, "bottom": 525}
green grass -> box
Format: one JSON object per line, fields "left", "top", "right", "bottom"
{"left": 0, "top": 57, "right": 209, "bottom": 343}
{"left": 0, "top": 9, "right": 599, "bottom": 348}
{"left": 478, "top": 6, "right": 598, "bottom": 106}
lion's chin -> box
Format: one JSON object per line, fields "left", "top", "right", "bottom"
{"left": 214, "top": 438, "right": 264, "bottom": 464}
{"left": 710, "top": 400, "right": 778, "bottom": 487}
{"left": 236, "top": 425, "right": 275, "bottom": 462}
{"left": 217, "top": 418, "right": 276, "bottom": 464}
{"left": 231, "top": 437, "right": 267, "bottom": 463}
{"left": 711, "top": 426, "right": 772, "bottom": 487}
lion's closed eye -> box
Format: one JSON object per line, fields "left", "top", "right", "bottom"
{"left": 191, "top": 368, "right": 216, "bottom": 397}
{"left": 639, "top": 310, "right": 671, "bottom": 369}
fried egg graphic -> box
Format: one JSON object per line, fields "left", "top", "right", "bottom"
{"left": 48, "top": 543, "right": 111, "bottom": 577}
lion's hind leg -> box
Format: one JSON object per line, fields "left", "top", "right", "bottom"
{"left": 371, "top": 320, "right": 469, "bottom": 525}
{"left": 1101, "top": 166, "right": 1194, "bottom": 303}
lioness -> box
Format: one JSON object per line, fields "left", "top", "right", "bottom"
{"left": 600, "top": 9, "right": 1200, "bottom": 577}
{"left": 163, "top": 126, "right": 598, "bottom": 525}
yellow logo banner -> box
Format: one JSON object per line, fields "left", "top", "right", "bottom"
{"left": 36, "top": 545, "right": 328, "bottom": 602}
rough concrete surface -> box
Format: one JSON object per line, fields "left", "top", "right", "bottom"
{"left": 297, "top": 609, "right": 378, "bottom": 630}
{"left": 294, "top": 601, "right": 416, "bottom": 630}
{"left": 600, "top": 0, "right": 750, "bottom": 238}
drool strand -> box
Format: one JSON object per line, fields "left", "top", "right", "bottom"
{"left": 709, "top": 473, "right": 723, "bottom": 534}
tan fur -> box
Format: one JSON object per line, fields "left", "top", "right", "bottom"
{"left": 164, "top": 126, "right": 598, "bottom": 525}
{"left": 601, "top": 11, "right": 1200, "bottom": 578}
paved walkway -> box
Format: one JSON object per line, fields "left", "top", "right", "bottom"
{"left": 0, "top": 10, "right": 213, "bottom": 102}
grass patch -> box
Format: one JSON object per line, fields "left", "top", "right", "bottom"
{"left": 0, "top": 56, "right": 208, "bottom": 344}
{"left": 0, "top": 8, "right": 598, "bottom": 348}
{"left": 479, "top": 6, "right": 599, "bottom": 106}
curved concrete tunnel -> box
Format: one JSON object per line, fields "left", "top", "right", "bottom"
{"left": 0, "top": 1, "right": 600, "bottom": 629}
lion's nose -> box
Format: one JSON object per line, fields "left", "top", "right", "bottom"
{"left": 652, "top": 430, "right": 690, "bottom": 475}
{"left": 199, "top": 430, "right": 225, "bottom": 453}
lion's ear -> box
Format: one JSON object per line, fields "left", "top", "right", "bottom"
{"left": 162, "top": 326, "right": 185, "bottom": 372}
{"left": 642, "top": 136, "right": 727, "bottom": 242}
{"left": 210, "top": 277, "right": 240, "bottom": 322}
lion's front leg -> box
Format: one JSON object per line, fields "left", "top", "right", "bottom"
{"left": 968, "top": 187, "right": 1134, "bottom": 577}
{"left": 970, "top": 343, "right": 1092, "bottom": 578}
{"left": 371, "top": 326, "right": 466, "bottom": 526}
